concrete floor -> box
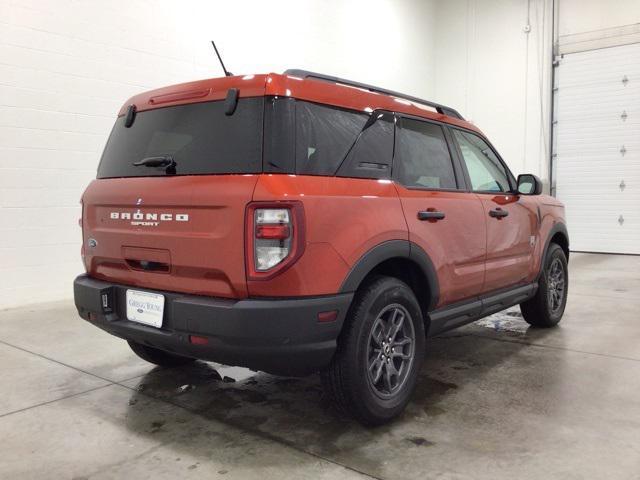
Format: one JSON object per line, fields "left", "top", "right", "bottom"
{"left": 1, "top": 253, "right": 639, "bottom": 480}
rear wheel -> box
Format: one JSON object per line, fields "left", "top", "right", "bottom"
{"left": 321, "top": 276, "right": 425, "bottom": 426}
{"left": 520, "top": 243, "right": 568, "bottom": 327}
{"left": 128, "top": 341, "right": 195, "bottom": 367}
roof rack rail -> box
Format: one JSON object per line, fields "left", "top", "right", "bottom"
{"left": 283, "top": 69, "right": 464, "bottom": 120}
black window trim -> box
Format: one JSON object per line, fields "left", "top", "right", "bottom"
{"left": 391, "top": 113, "right": 469, "bottom": 193}
{"left": 446, "top": 125, "right": 517, "bottom": 195}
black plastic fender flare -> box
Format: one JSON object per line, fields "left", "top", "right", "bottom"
{"left": 537, "top": 222, "right": 569, "bottom": 279}
{"left": 339, "top": 240, "right": 439, "bottom": 311}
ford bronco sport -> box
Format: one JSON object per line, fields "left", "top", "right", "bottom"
{"left": 74, "top": 70, "right": 569, "bottom": 425}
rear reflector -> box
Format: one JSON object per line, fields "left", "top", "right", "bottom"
{"left": 317, "top": 310, "right": 338, "bottom": 323}
{"left": 189, "top": 335, "right": 209, "bottom": 345}
{"left": 255, "top": 224, "right": 291, "bottom": 239}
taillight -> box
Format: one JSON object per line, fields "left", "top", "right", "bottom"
{"left": 255, "top": 208, "right": 291, "bottom": 270}
{"left": 246, "top": 202, "right": 305, "bottom": 280}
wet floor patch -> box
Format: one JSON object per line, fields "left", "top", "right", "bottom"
{"left": 120, "top": 359, "right": 469, "bottom": 475}
{"left": 475, "top": 307, "right": 529, "bottom": 334}
{"left": 111, "top": 295, "right": 640, "bottom": 480}
{"left": 118, "top": 351, "right": 489, "bottom": 479}
{"left": 150, "top": 420, "right": 165, "bottom": 433}
{"left": 409, "top": 376, "right": 458, "bottom": 417}
{"left": 406, "top": 436, "right": 435, "bottom": 447}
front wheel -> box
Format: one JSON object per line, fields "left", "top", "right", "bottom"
{"left": 520, "top": 243, "right": 568, "bottom": 327}
{"left": 321, "top": 276, "right": 425, "bottom": 426}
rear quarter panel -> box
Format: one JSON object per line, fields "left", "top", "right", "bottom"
{"left": 249, "top": 175, "right": 408, "bottom": 297}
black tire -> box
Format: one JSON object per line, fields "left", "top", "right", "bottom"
{"left": 321, "top": 276, "right": 426, "bottom": 426}
{"left": 520, "top": 243, "right": 568, "bottom": 327}
{"left": 128, "top": 341, "right": 195, "bottom": 367}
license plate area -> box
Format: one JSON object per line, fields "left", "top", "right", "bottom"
{"left": 126, "top": 289, "right": 165, "bottom": 328}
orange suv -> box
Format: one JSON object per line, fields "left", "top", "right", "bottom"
{"left": 74, "top": 70, "right": 569, "bottom": 425}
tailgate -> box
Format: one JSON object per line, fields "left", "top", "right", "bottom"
{"left": 82, "top": 175, "right": 258, "bottom": 298}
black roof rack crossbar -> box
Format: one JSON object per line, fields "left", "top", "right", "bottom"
{"left": 283, "top": 69, "right": 464, "bottom": 120}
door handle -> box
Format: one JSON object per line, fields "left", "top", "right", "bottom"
{"left": 418, "top": 210, "right": 446, "bottom": 221}
{"left": 489, "top": 208, "right": 509, "bottom": 218}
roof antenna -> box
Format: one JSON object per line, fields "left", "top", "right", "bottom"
{"left": 211, "top": 41, "right": 233, "bottom": 77}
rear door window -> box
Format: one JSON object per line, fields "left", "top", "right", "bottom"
{"left": 295, "top": 101, "right": 368, "bottom": 175}
{"left": 394, "top": 118, "right": 458, "bottom": 189}
{"left": 97, "top": 98, "right": 263, "bottom": 178}
{"left": 337, "top": 111, "right": 395, "bottom": 179}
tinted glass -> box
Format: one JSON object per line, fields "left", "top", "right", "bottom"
{"left": 264, "top": 97, "right": 296, "bottom": 173}
{"left": 453, "top": 129, "right": 510, "bottom": 192}
{"left": 295, "top": 101, "right": 368, "bottom": 175}
{"left": 97, "top": 98, "right": 263, "bottom": 178}
{"left": 395, "top": 118, "right": 457, "bottom": 189}
{"left": 337, "top": 112, "right": 394, "bottom": 179}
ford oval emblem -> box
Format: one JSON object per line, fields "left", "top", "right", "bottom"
{"left": 88, "top": 238, "right": 98, "bottom": 248}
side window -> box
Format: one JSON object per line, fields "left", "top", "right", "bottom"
{"left": 452, "top": 129, "right": 511, "bottom": 192}
{"left": 337, "top": 112, "right": 394, "bottom": 179}
{"left": 295, "top": 101, "right": 368, "bottom": 175}
{"left": 395, "top": 118, "right": 457, "bottom": 189}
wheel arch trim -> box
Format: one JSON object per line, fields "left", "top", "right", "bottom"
{"left": 538, "top": 222, "right": 569, "bottom": 278}
{"left": 338, "top": 240, "right": 439, "bottom": 311}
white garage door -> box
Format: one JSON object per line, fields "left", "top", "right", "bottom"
{"left": 555, "top": 42, "right": 640, "bottom": 254}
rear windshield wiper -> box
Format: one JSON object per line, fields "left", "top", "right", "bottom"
{"left": 133, "top": 155, "right": 175, "bottom": 168}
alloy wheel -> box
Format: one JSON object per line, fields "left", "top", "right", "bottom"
{"left": 366, "top": 304, "right": 416, "bottom": 398}
{"left": 547, "top": 257, "right": 566, "bottom": 314}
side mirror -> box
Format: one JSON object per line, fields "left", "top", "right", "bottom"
{"left": 517, "top": 174, "right": 542, "bottom": 195}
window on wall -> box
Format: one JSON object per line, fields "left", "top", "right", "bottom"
{"left": 452, "top": 129, "right": 511, "bottom": 192}
{"left": 394, "top": 118, "right": 457, "bottom": 189}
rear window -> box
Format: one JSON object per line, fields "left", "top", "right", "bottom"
{"left": 97, "top": 98, "right": 263, "bottom": 178}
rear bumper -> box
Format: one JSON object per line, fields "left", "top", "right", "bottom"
{"left": 73, "top": 275, "right": 352, "bottom": 376}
